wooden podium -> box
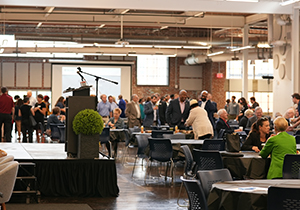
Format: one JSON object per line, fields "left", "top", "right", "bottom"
{"left": 64, "top": 86, "right": 97, "bottom": 156}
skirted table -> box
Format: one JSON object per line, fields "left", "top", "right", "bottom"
{"left": 207, "top": 179, "right": 300, "bottom": 210}
{"left": 221, "top": 151, "right": 271, "bottom": 179}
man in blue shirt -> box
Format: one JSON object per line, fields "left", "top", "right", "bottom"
{"left": 118, "top": 95, "right": 126, "bottom": 118}
{"left": 97, "top": 94, "right": 111, "bottom": 124}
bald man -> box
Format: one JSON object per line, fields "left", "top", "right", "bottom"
{"left": 166, "top": 90, "right": 190, "bottom": 129}
{"left": 27, "top": 90, "right": 37, "bottom": 107}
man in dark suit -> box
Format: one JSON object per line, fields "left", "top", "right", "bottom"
{"left": 198, "top": 91, "right": 217, "bottom": 129}
{"left": 166, "top": 90, "right": 190, "bottom": 129}
{"left": 158, "top": 96, "right": 167, "bottom": 125}
{"left": 118, "top": 95, "right": 126, "bottom": 118}
{"left": 143, "top": 95, "right": 158, "bottom": 128}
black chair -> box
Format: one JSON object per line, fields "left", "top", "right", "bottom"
{"left": 202, "top": 140, "right": 225, "bottom": 151}
{"left": 193, "top": 149, "right": 224, "bottom": 171}
{"left": 181, "top": 177, "right": 208, "bottom": 210}
{"left": 57, "top": 125, "right": 65, "bottom": 143}
{"left": 121, "top": 129, "right": 135, "bottom": 163}
{"left": 177, "top": 145, "right": 195, "bottom": 207}
{"left": 151, "top": 130, "right": 174, "bottom": 138}
{"left": 217, "top": 129, "right": 225, "bottom": 138}
{"left": 145, "top": 138, "right": 174, "bottom": 185}
{"left": 268, "top": 186, "right": 300, "bottom": 210}
{"left": 197, "top": 168, "right": 232, "bottom": 198}
{"left": 99, "top": 127, "right": 111, "bottom": 158}
{"left": 295, "top": 130, "right": 300, "bottom": 136}
{"left": 163, "top": 133, "right": 186, "bottom": 139}
{"left": 49, "top": 123, "right": 64, "bottom": 141}
{"left": 282, "top": 154, "right": 300, "bottom": 179}
{"left": 295, "top": 135, "right": 300, "bottom": 144}
{"left": 132, "top": 134, "right": 149, "bottom": 177}
{"left": 244, "top": 128, "right": 251, "bottom": 135}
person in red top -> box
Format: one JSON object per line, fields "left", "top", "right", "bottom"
{"left": 0, "top": 87, "right": 15, "bottom": 142}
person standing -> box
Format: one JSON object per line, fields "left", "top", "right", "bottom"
{"left": 227, "top": 96, "right": 239, "bottom": 120}
{"left": 292, "top": 93, "right": 300, "bottom": 115}
{"left": 118, "top": 95, "right": 126, "bottom": 118}
{"left": 0, "top": 87, "right": 14, "bottom": 142}
{"left": 108, "top": 95, "right": 118, "bottom": 118}
{"left": 33, "top": 94, "right": 46, "bottom": 143}
{"left": 158, "top": 96, "right": 168, "bottom": 125}
{"left": 19, "top": 97, "right": 34, "bottom": 143}
{"left": 166, "top": 90, "right": 190, "bottom": 129}
{"left": 139, "top": 98, "right": 145, "bottom": 123}
{"left": 97, "top": 94, "right": 111, "bottom": 124}
{"left": 250, "top": 97, "right": 259, "bottom": 110}
{"left": 125, "top": 94, "right": 141, "bottom": 128}
{"left": 143, "top": 95, "right": 158, "bottom": 129}
{"left": 14, "top": 98, "right": 23, "bottom": 140}
{"left": 185, "top": 99, "right": 213, "bottom": 139}
{"left": 198, "top": 91, "right": 218, "bottom": 129}
{"left": 27, "top": 90, "right": 37, "bottom": 107}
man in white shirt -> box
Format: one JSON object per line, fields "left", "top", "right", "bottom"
{"left": 27, "top": 90, "right": 37, "bottom": 107}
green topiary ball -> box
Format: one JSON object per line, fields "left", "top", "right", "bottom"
{"left": 72, "top": 109, "right": 104, "bottom": 135}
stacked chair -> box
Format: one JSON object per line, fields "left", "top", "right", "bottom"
{"left": 0, "top": 156, "right": 19, "bottom": 210}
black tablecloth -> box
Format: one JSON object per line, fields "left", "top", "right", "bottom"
{"left": 34, "top": 159, "right": 119, "bottom": 197}
{"left": 221, "top": 151, "right": 270, "bottom": 179}
{"left": 208, "top": 179, "right": 300, "bottom": 210}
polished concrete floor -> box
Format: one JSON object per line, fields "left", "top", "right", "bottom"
{"left": 4, "top": 133, "right": 189, "bottom": 210}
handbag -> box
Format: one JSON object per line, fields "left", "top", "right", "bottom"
{"left": 29, "top": 112, "right": 37, "bottom": 127}
{"left": 225, "top": 133, "right": 240, "bottom": 152}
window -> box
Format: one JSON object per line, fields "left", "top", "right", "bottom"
{"left": 252, "top": 92, "right": 273, "bottom": 113}
{"left": 136, "top": 55, "right": 169, "bottom": 85}
{"left": 226, "top": 59, "right": 274, "bottom": 79}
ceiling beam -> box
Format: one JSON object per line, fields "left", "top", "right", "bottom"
{"left": 246, "top": 14, "right": 268, "bottom": 25}
{"left": 0, "top": 0, "right": 294, "bottom": 14}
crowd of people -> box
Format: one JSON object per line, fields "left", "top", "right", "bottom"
{"left": 96, "top": 90, "right": 300, "bottom": 179}
{"left": 0, "top": 87, "right": 63, "bottom": 143}
{"left": 1, "top": 86, "right": 300, "bottom": 179}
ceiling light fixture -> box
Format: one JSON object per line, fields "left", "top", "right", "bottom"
{"left": 121, "top": 9, "right": 130, "bottom": 14}
{"left": 36, "top": 22, "right": 42, "bottom": 28}
{"left": 160, "top": 26, "right": 168, "bottom": 30}
{"left": 183, "top": 45, "right": 211, "bottom": 49}
{"left": 98, "top": 24, "right": 106, "bottom": 28}
{"left": 0, "top": 48, "right": 4, "bottom": 53}
{"left": 154, "top": 45, "right": 181, "bottom": 49}
{"left": 226, "top": 0, "right": 259, "bottom": 2}
{"left": 207, "top": 51, "right": 224, "bottom": 56}
{"left": 257, "top": 42, "right": 271, "bottom": 48}
{"left": 280, "top": 0, "right": 299, "bottom": 6}
{"left": 231, "top": 45, "right": 254, "bottom": 52}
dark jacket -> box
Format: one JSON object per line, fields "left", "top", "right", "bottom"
{"left": 118, "top": 99, "right": 126, "bottom": 118}
{"left": 198, "top": 100, "right": 217, "bottom": 128}
{"left": 143, "top": 101, "right": 156, "bottom": 127}
{"left": 166, "top": 98, "right": 190, "bottom": 128}
{"left": 216, "top": 118, "right": 234, "bottom": 135}
{"left": 241, "top": 131, "right": 270, "bottom": 151}
{"left": 239, "top": 116, "right": 248, "bottom": 129}
{"left": 158, "top": 100, "right": 167, "bottom": 125}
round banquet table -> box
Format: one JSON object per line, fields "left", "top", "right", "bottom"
{"left": 207, "top": 179, "right": 300, "bottom": 210}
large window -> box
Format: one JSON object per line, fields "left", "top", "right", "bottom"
{"left": 136, "top": 55, "right": 169, "bottom": 85}
{"left": 225, "top": 91, "right": 273, "bottom": 113}
{"left": 226, "top": 59, "right": 274, "bottom": 79}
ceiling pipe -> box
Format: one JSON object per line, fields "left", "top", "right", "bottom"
{"left": 184, "top": 51, "right": 262, "bottom": 65}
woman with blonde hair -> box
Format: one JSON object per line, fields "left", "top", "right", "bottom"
{"left": 260, "top": 117, "right": 296, "bottom": 179}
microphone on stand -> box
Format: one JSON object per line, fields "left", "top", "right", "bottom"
{"left": 77, "top": 71, "right": 85, "bottom": 81}
{"left": 77, "top": 67, "right": 82, "bottom": 72}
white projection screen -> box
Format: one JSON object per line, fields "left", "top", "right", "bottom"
{"left": 51, "top": 64, "right": 131, "bottom": 106}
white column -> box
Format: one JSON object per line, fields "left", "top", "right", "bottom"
{"left": 242, "top": 24, "right": 249, "bottom": 100}
{"left": 292, "top": 7, "right": 300, "bottom": 93}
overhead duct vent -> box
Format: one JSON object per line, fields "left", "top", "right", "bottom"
{"left": 184, "top": 54, "right": 206, "bottom": 65}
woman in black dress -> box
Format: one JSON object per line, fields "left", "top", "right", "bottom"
{"left": 33, "top": 94, "right": 46, "bottom": 143}
{"left": 14, "top": 98, "right": 23, "bottom": 140}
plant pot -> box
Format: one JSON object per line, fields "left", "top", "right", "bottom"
{"left": 77, "top": 133, "right": 99, "bottom": 159}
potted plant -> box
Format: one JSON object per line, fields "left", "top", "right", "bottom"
{"left": 73, "top": 109, "right": 104, "bottom": 159}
